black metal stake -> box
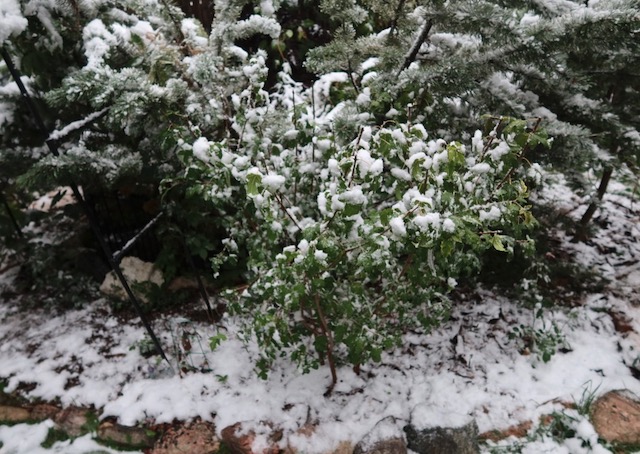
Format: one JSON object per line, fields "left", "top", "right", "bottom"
{"left": 181, "top": 236, "right": 215, "bottom": 322}
{"left": 1, "top": 190, "right": 23, "bottom": 238}
{"left": 1, "top": 46, "right": 172, "bottom": 367}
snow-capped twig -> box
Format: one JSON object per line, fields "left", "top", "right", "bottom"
{"left": 48, "top": 108, "right": 108, "bottom": 142}
{"left": 112, "top": 211, "right": 164, "bottom": 263}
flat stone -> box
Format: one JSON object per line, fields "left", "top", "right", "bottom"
{"left": 354, "top": 416, "right": 406, "bottom": 454}
{"left": 354, "top": 437, "right": 406, "bottom": 454}
{"left": 152, "top": 421, "right": 219, "bottom": 454}
{"left": 220, "top": 422, "right": 281, "bottom": 454}
{"left": 30, "top": 404, "right": 61, "bottom": 421}
{"left": 0, "top": 405, "right": 31, "bottom": 423}
{"left": 326, "top": 441, "right": 354, "bottom": 454}
{"left": 591, "top": 389, "right": 640, "bottom": 445}
{"left": 97, "top": 421, "right": 156, "bottom": 449}
{"left": 479, "top": 420, "right": 532, "bottom": 442}
{"left": 220, "top": 423, "right": 255, "bottom": 454}
{"left": 53, "top": 406, "right": 93, "bottom": 437}
{"left": 283, "top": 423, "right": 353, "bottom": 454}
{"left": 100, "top": 256, "right": 164, "bottom": 303}
{"left": 404, "top": 420, "right": 479, "bottom": 454}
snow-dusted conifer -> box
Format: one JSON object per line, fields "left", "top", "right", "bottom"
{"left": 306, "top": 1, "right": 639, "bottom": 229}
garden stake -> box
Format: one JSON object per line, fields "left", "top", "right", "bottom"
{"left": 1, "top": 190, "right": 23, "bottom": 238}
{"left": 1, "top": 46, "right": 172, "bottom": 368}
{"left": 181, "top": 236, "right": 215, "bottom": 323}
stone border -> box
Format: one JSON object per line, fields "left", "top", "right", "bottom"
{"left": 1, "top": 388, "right": 639, "bottom": 453}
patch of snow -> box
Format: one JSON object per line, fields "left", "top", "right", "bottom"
{"left": 262, "top": 174, "right": 286, "bottom": 191}
{"left": 2, "top": 169, "right": 640, "bottom": 453}
{"left": 0, "top": 420, "right": 132, "bottom": 453}
{"left": 192, "top": 137, "right": 211, "bottom": 162}
{"left": 0, "top": 0, "right": 27, "bottom": 45}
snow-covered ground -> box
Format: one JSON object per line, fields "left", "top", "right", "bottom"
{"left": 1, "top": 168, "right": 639, "bottom": 453}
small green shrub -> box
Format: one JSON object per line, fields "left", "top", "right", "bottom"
{"left": 509, "top": 317, "right": 566, "bottom": 364}
{"left": 195, "top": 113, "right": 547, "bottom": 385}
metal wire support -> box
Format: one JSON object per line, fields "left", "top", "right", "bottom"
{"left": 1, "top": 46, "right": 172, "bottom": 367}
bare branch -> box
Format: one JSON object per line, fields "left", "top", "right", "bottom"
{"left": 399, "top": 19, "right": 433, "bottom": 75}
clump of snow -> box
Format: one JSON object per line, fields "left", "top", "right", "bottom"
{"left": 0, "top": 0, "right": 27, "bottom": 45}
{"left": 48, "top": 109, "right": 108, "bottom": 141}
{"left": 233, "top": 15, "right": 281, "bottom": 40}
{"left": 0, "top": 420, "right": 128, "bottom": 453}
{"left": 181, "top": 18, "right": 208, "bottom": 48}
{"left": 192, "top": 137, "right": 211, "bottom": 162}
{"left": 262, "top": 174, "right": 286, "bottom": 191}
{"left": 471, "top": 162, "right": 492, "bottom": 174}
{"left": 442, "top": 218, "right": 455, "bottom": 232}
{"left": 83, "top": 19, "right": 117, "bottom": 69}
{"left": 389, "top": 216, "right": 407, "bottom": 237}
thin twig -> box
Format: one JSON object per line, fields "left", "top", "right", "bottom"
{"left": 347, "top": 127, "right": 365, "bottom": 187}
{"left": 347, "top": 58, "right": 360, "bottom": 94}
{"left": 274, "top": 193, "right": 303, "bottom": 231}
{"left": 313, "top": 293, "right": 338, "bottom": 393}
{"left": 399, "top": 19, "right": 433, "bottom": 75}
{"left": 388, "top": 0, "right": 407, "bottom": 39}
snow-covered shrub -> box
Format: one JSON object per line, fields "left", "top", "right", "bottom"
{"left": 2, "top": 0, "right": 553, "bottom": 379}
{"left": 180, "top": 60, "right": 547, "bottom": 381}
{"left": 239, "top": 118, "right": 543, "bottom": 384}
{"left": 0, "top": 0, "right": 292, "bottom": 281}
{"left": 306, "top": 0, "right": 640, "bottom": 236}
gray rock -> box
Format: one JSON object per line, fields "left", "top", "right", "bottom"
{"left": 152, "top": 421, "right": 219, "bottom": 454}
{"left": 404, "top": 420, "right": 479, "bottom": 454}
{"left": 354, "top": 437, "right": 406, "bottom": 454}
{"left": 53, "top": 406, "right": 94, "bottom": 437}
{"left": 354, "top": 416, "right": 407, "bottom": 454}
{"left": 100, "top": 256, "right": 163, "bottom": 303}
{"left": 97, "top": 421, "right": 156, "bottom": 449}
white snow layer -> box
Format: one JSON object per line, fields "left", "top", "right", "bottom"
{"left": 1, "top": 169, "right": 640, "bottom": 453}
{"left": 0, "top": 0, "right": 28, "bottom": 45}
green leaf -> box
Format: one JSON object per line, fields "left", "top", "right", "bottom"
{"left": 447, "top": 144, "right": 465, "bottom": 168}
{"left": 440, "top": 239, "right": 454, "bottom": 257}
{"left": 343, "top": 203, "right": 361, "bottom": 216}
{"left": 209, "top": 333, "right": 228, "bottom": 351}
{"left": 314, "top": 335, "right": 328, "bottom": 354}
{"left": 379, "top": 208, "right": 393, "bottom": 225}
{"left": 491, "top": 234, "right": 507, "bottom": 252}
{"left": 246, "top": 173, "right": 262, "bottom": 195}
{"left": 130, "top": 33, "right": 144, "bottom": 48}
{"left": 529, "top": 131, "right": 550, "bottom": 149}
{"left": 503, "top": 119, "right": 526, "bottom": 135}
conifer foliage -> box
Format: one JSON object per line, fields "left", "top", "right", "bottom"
{"left": 1, "top": 0, "right": 638, "bottom": 382}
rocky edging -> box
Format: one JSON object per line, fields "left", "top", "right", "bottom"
{"left": 1, "top": 388, "right": 639, "bottom": 453}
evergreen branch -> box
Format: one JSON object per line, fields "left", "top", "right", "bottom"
{"left": 388, "top": 0, "right": 407, "bottom": 39}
